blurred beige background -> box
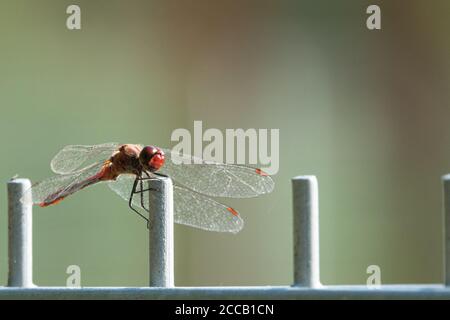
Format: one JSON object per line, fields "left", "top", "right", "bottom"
{"left": 1, "top": 0, "right": 450, "bottom": 286}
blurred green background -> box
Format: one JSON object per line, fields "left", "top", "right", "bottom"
{"left": 1, "top": 0, "right": 450, "bottom": 287}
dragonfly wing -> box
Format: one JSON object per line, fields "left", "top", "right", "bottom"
{"left": 158, "top": 148, "right": 274, "bottom": 198}
{"left": 108, "top": 174, "right": 150, "bottom": 221}
{"left": 51, "top": 142, "right": 120, "bottom": 174}
{"left": 171, "top": 184, "right": 243, "bottom": 233}
{"left": 25, "top": 161, "right": 108, "bottom": 206}
{"left": 108, "top": 175, "right": 244, "bottom": 233}
{"left": 108, "top": 174, "right": 139, "bottom": 202}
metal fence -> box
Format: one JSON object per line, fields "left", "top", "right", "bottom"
{"left": 1, "top": 175, "right": 450, "bottom": 299}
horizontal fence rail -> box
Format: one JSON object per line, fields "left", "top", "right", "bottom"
{"left": 1, "top": 285, "right": 450, "bottom": 300}
{"left": 1, "top": 175, "right": 450, "bottom": 299}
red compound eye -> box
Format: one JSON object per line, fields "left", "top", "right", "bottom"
{"left": 139, "top": 146, "right": 165, "bottom": 171}
{"left": 149, "top": 153, "right": 165, "bottom": 170}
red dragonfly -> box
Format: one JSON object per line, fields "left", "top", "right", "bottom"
{"left": 25, "top": 143, "right": 274, "bottom": 233}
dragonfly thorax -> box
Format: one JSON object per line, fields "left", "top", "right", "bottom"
{"left": 108, "top": 144, "right": 143, "bottom": 176}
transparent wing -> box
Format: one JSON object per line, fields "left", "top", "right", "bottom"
{"left": 158, "top": 148, "right": 274, "bottom": 198}
{"left": 25, "top": 161, "right": 107, "bottom": 206}
{"left": 50, "top": 142, "right": 120, "bottom": 174}
{"left": 108, "top": 174, "right": 244, "bottom": 233}
{"left": 170, "top": 184, "right": 244, "bottom": 233}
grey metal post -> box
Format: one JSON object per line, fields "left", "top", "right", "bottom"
{"left": 8, "top": 178, "right": 34, "bottom": 287}
{"left": 148, "top": 177, "right": 174, "bottom": 287}
{"left": 443, "top": 174, "right": 450, "bottom": 286}
{"left": 292, "top": 176, "right": 320, "bottom": 287}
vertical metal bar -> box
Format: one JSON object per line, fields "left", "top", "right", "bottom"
{"left": 443, "top": 174, "right": 450, "bottom": 286}
{"left": 7, "top": 178, "right": 34, "bottom": 287}
{"left": 148, "top": 177, "right": 174, "bottom": 287}
{"left": 292, "top": 175, "right": 320, "bottom": 287}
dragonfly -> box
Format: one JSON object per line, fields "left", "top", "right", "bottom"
{"left": 24, "top": 143, "right": 274, "bottom": 233}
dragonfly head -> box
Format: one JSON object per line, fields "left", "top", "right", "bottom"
{"left": 139, "top": 146, "right": 165, "bottom": 172}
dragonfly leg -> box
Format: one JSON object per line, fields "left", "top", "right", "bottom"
{"left": 134, "top": 174, "right": 158, "bottom": 193}
{"left": 135, "top": 171, "right": 161, "bottom": 193}
{"left": 128, "top": 176, "right": 150, "bottom": 225}
{"left": 138, "top": 171, "right": 164, "bottom": 182}
{"left": 140, "top": 171, "right": 163, "bottom": 229}
{"left": 138, "top": 172, "right": 155, "bottom": 229}
{"left": 133, "top": 187, "right": 158, "bottom": 194}
{"left": 153, "top": 172, "right": 169, "bottom": 178}
{"left": 139, "top": 178, "right": 151, "bottom": 213}
{"left": 138, "top": 176, "right": 157, "bottom": 181}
